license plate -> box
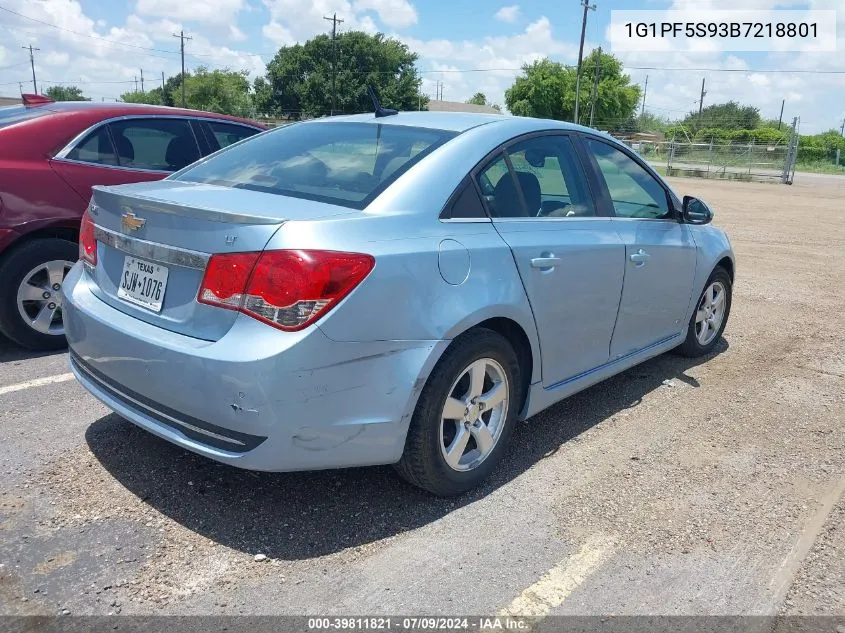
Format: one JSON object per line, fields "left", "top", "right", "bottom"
{"left": 117, "top": 256, "right": 169, "bottom": 312}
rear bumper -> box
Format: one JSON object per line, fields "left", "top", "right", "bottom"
{"left": 62, "top": 263, "right": 447, "bottom": 471}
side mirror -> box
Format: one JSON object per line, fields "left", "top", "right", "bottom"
{"left": 682, "top": 196, "right": 714, "bottom": 225}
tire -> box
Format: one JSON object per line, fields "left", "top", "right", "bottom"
{"left": 395, "top": 328, "right": 523, "bottom": 497}
{"left": 677, "top": 266, "right": 732, "bottom": 358}
{"left": 0, "top": 239, "right": 78, "bottom": 351}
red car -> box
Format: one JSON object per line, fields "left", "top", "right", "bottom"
{"left": 0, "top": 95, "right": 266, "bottom": 350}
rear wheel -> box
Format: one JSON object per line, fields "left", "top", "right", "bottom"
{"left": 677, "top": 266, "right": 732, "bottom": 358}
{"left": 395, "top": 329, "right": 522, "bottom": 497}
{"left": 0, "top": 239, "right": 77, "bottom": 351}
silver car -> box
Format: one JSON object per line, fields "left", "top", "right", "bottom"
{"left": 62, "top": 112, "right": 734, "bottom": 496}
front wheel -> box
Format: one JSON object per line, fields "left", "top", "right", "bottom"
{"left": 395, "top": 329, "right": 522, "bottom": 497}
{"left": 677, "top": 266, "right": 732, "bottom": 358}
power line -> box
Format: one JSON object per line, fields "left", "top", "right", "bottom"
{"left": 0, "top": 4, "right": 179, "bottom": 56}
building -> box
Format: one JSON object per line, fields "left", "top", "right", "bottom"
{"left": 426, "top": 100, "right": 500, "bottom": 115}
{"left": 0, "top": 95, "right": 21, "bottom": 107}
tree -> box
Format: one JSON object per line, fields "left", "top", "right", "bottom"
{"left": 683, "top": 101, "right": 761, "bottom": 132}
{"left": 505, "top": 51, "right": 640, "bottom": 128}
{"left": 637, "top": 111, "right": 670, "bottom": 134}
{"left": 465, "top": 92, "right": 502, "bottom": 112}
{"left": 183, "top": 66, "right": 252, "bottom": 116}
{"left": 119, "top": 69, "right": 251, "bottom": 116}
{"left": 45, "top": 85, "right": 89, "bottom": 101}
{"left": 119, "top": 89, "right": 164, "bottom": 105}
{"left": 258, "top": 31, "right": 425, "bottom": 119}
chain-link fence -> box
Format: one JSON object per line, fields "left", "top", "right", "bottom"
{"left": 664, "top": 139, "right": 791, "bottom": 182}
{"left": 613, "top": 120, "right": 817, "bottom": 184}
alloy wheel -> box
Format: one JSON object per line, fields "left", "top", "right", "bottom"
{"left": 439, "top": 357, "right": 510, "bottom": 472}
{"left": 695, "top": 280, "right": 726, "bottom": 346}
{"left": 16, "top": 260, "right": 74, "bottom": 336}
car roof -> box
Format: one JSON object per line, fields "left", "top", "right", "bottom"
{"left": 25, "top": 100, "right": 263, "bottom": 126}
{"left": 314, "top": 111, "right": 598, "bottom": 135}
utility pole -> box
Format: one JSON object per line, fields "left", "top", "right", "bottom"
{"left": 134, "top": 76, "right": 139, "bottom": 92}
{"left": 840, "top": 117, "right": 844, "bottom": 136}
{"left": 588, "top": 46, "right": 602, "bottom": 128}
{"left": 640, "top": 74, "right": 648, "bottom": 120}
{"left": 697, "top": 77, "right": 707, "bottom": 127}
{"left": 22, "top": 44, "right": 40, "bottom": 94}
{"left": 323, "top": 13, "right": 344, "bottom": 116}
{"left": 573, "top": 0, "right": 597, "bottom": 125}
{"left": 777, "top": 99, "right": 785, "bottom": 130}
{"left": 172, "top": 30, "right": 192, "bottom": 107}
{"left": 161, "top": 71, "right": 165, "bottom": 92}
{"left": 140, "top": 68, "right": 144, "bottom": 92}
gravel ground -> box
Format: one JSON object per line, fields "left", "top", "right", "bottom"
{"left": 0, "top": 174, "right": 843, "bottom": 619}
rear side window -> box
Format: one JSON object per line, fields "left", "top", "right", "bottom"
{"left": 0, "top": 105, "right": 50, "bottom": 129}
{"left": 174, "top": 122, "right": 457, "bottom": 209}
{"left": 203, "top": 121, "right": 260, "bottom": 152}
{"left": 65, "top": 126, "right": 118, "bottom": 166}
{"left": 109, "top": 118, "right": 201, "bottom": 172}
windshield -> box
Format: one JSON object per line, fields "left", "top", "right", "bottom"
{"left": 0, "top": 105, "right": 51, "bottom": 129}
{"left": 173, "top": 121, "right": 457, "bottom": 209}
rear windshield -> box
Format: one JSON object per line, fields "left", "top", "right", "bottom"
{"left": 173, "top": 121, "right": 457, "bottom": 209}
{"left": 0, "top": 105, "right": 51, "bottom": 129}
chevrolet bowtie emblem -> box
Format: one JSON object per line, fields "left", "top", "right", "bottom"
{"left": 121, "top": 210, "right": 146, "bottom": 232}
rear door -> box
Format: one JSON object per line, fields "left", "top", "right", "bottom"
{"left": 50, "top": 123, "right": 164, "bottom": 203}
{"left": 51, "top": 116, "right": 203, "bottom": 205}
{"left": 476, "top": 133, "right": 625, "bottom": 388}
{"left": 582, "top": 136, "right": 697, "bottom": 358}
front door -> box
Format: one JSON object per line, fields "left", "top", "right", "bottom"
{"left": 476, "top": 134, "right": 625, "bottom": 388}
{"left": 583, "top": 137, "right": 697, "bottom": 358}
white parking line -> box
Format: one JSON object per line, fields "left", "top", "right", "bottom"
{"left": 500, "top": 535, "right": 614, "bottom": 618}
{"left": 0, "top": 373, "right": 76, "bottom": 396}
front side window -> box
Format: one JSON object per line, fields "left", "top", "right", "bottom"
{"left": 585, "top": 138, "right": 670, "bottom": 219}
{"left": 108, "top": 118, "right": 200, "bottom": 172}
{"left": 174, "top": 122, "right": 456, "bottom": 209}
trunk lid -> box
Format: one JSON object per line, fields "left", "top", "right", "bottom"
{"left": 87, "top": 180, "right": 355, "bottom": 341}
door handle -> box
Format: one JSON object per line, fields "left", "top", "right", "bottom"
{"left": 530, "top": 256, "right": 561, "bottom": 270}
{"left": 629, "top": 249, "right": 650, "bottom": 265}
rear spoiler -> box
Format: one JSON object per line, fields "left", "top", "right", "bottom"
{"left": 22, "top": 93, "right": 55, "bottom": 106}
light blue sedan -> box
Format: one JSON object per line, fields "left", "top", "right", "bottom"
{"left": 62, "top": 112, "right": 734, "bottom": 496}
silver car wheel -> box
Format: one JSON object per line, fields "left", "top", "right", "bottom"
{"left": 695, "top": 280, "right": 726, "bottom": 346}
{"left": 16, "top": 260, "right": 73, "bottom": 336}
{"left": 439, "top": 357, "right": 510, "bottom": 472}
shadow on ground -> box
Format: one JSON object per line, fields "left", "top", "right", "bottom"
{"left": 0, "top": 334, "right": 66, "bottom": 364}
{"left": 85, "top": 340, "right": 728, "bottom": 561}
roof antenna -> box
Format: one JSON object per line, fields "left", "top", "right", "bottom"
{"left": 367, "top": 86, "right": 398, "bottom": 118}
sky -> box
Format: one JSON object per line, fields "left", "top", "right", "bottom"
{"left": 0, "top": 0, "right": 844, "bottom": 134}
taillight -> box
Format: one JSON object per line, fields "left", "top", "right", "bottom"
{"left": 79, "top": 210, "right": 97, "bottom": 265}
{"left": 198, "top": 250, "right": 375, "bottom": 331}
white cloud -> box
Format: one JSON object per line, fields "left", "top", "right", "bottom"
{"left": 402, "top": 17, "right": 577, "bottom": 110}
{"left": 260, "top": 0, "right": 385, "bottom": 41}
{"left": 135, "top": 0, "right": 247, "bottom": 26}
{"left": 352, "top": 0, "right": 418, "bottom": 28}
{"left": 494, "top": 5, "right": 521, "bottom": 24}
